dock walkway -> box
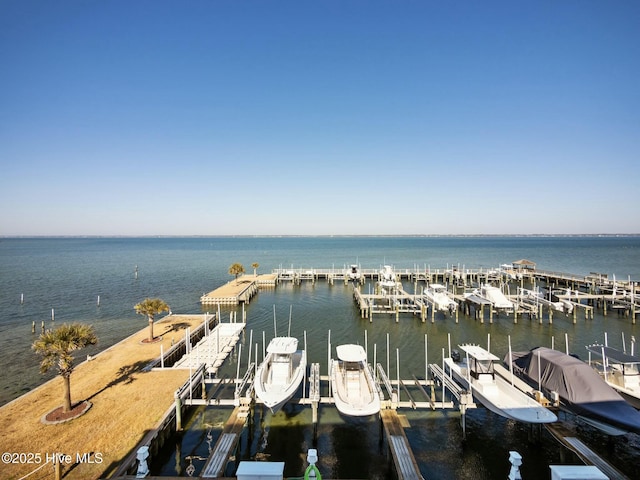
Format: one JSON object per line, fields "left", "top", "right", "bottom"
{"left": 200, "top": 274, "right": 277, "bottom": 305}
{"left": 200, "top": 406, "right": 250, "bottom": 478}
{"left": 381, "top": 409, "right": 425, "bottom": 480}
{"left": 545, "top": 422, "right": 629, "bottom": 480}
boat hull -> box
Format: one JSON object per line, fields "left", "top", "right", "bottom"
{"left": 444, "top": 358, "right": 556, "bottom": 424}
{"left": 255, "top": 350, "right": 306, "bottom": 414}
{"left": 614, "top": 387, "right": 640, "bottom": 409}
{"left": 331, "top": 359, "right": 381, "bottom": 417}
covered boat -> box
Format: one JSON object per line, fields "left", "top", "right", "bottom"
{"left": 507, "top": 347, "right": 640, "bottom": 435}
{"left": 331, "top": 344, "right": 381, "bottom": 417}
{"left": 254, "top": 337, "right": 306, "bottom": 413}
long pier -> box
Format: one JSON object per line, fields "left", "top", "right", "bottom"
{"left": 200, "top": 264, "right": 638, "bottom": 324}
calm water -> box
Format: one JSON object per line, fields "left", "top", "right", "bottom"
{"left": 1, "top": 236, "right": 639, "bottom": 479}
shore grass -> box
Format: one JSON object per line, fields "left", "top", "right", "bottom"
{"left": 0, "top": 314, "right": 208, "bottom": 480}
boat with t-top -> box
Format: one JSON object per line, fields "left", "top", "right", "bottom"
{"left": 444, "top": 344, "right": 557, "bottom": 424}
{"left": 254, "top": 336, "right": 306, "bottom": 413}
{"left": 331, "top": 344, "right": 381, "bottom": 417}
{"left": 586, "top": 344, "right": 640, "bottom": 409}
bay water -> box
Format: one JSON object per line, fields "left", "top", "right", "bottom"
{"left": 1, "top": 236, "right": 639, "bottom": 478}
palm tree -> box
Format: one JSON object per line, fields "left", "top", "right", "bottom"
{"left": 32, "top": 323, "right": 98, "bottom": 413}
{"left": 252, "top": 262, "right": 260, "bottom": 277}
{"left": 134, "top": 298, "right": 170, "bottom": 342}
{"left": 228, "top": 263, "right": 245, "bottom": 283}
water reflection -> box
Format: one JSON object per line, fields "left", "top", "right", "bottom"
{"left": 151, "top": 279, "right": 639, "bottom": 479}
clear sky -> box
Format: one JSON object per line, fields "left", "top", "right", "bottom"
{"left": 1, "top": 1, "right": 638, "bottom": 236}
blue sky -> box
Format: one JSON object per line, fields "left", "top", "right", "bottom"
{"left": 1, "top": 1, "right": 639, "bottom": 235}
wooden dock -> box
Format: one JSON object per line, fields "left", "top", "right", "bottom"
{"left": 200, "top": 406, "right": 250, "bottom": 478}
{"left": 545, "top": 422, "right": 629, "bottom": 480}
{"left": 200, "top": 274, "right": 277, "bottom": 305}
{"left": 201, "top": 265, "right": 638, "bottom": 323}
{"left": 381, "top": 409, "right": 425, "bottom": 480}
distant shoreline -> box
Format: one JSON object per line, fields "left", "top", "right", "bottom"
{"left": 2, "top": 233, "right": 640, "bottom": 239}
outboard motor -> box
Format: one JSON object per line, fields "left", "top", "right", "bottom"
{"left": 452, "top": 350, "right": 461, "bottom": 363}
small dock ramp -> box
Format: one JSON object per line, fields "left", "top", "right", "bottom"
{"left": 381, "top": 409, "right": 425, "bottom": 480}
{"left": 545, "top": 423, "right": 629, "bottom": 480}
{"left": 200, "top": 406, "right": 249, "bottom": 478}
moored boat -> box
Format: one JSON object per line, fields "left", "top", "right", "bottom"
{"left": 423, "top": 283, "right": 457, "bottom": 313}
{"left": 377, "top": 265, "right": 399, "bottom": 291}
{"left": 331, "top": 344, "right": 381, "bottom": 417}
{"left": 348, "top": 264, "right": 362, "bottom": 281}
{"left": 586, "top": 344, "right": 640, "bottom": 409}
{"left": 444, "top": 344, "right": 557, "bottom": 424}
{"left": 473, "top": 284, "right": 514, "bottom": 312}
{"left": 507, "top": 346, "right": 640, "bottom": 435}
{"left": 254, "top": 336, "right": 306, "bottom": 413}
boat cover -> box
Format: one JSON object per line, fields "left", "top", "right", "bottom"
{"left": 507, "top": 347, "right": 640, "bottom": 434}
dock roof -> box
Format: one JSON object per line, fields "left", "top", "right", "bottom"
{"left": 512, "top": 259, "right": 536, "bottom": 269}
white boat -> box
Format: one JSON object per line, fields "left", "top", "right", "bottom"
{"left": 444, "top": 344, "right": 557, "bottom": 424}
{"left": 254, "top": 336, "right": 306, "bottom": 413}
{"left": 518, "top": 287, "right": 573, "bottom": 314}
{"left": 377, "top": 265, "right": 399, "bottom": 291}
{"left": 586, "top": 344, "right": 640, "bottom": 409}
{"left": 331, "top": 344, "right": 381, "bottom": 417}
{"left": 348, "top": 264, "right": 361, "bottom": 281}
{"left": 423, "top": 284, "right": 457, "bottom": 313}
{"left": 472, "top": 284, "right": 514, "bottom": 312}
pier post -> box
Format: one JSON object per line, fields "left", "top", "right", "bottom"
{"left": 175, "top": 394, "right": 182, "bottom": 431}
{"left": 548, "top": 306, "right": 553, "bottom": 324}
{"left": 489, "top": 307, "right": 493, "bottom": 324}
{"left": 459, "top": 392, "right": 470, "bottom": 439}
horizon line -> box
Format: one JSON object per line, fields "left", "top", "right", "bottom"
{"left": 2, "top": 233, "right": 640, "bottom": 239}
